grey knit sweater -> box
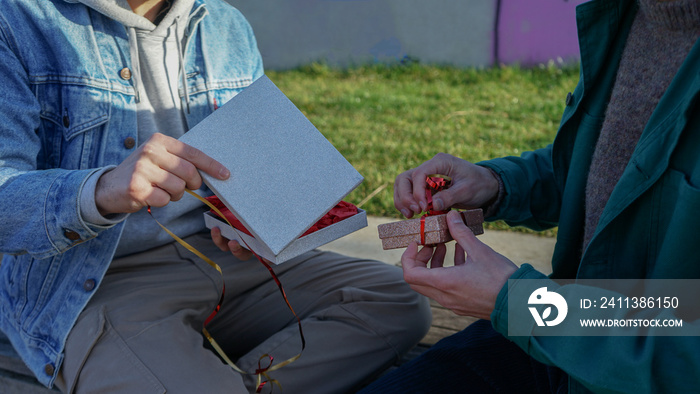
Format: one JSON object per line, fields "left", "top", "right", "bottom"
{"left": 583, "top": 0, "right": 700, "bottom": 251}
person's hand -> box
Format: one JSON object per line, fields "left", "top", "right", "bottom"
{"left": 211, "top": 227, "right": 275, "bottom": 264}
{"left": 95, "top": 133, "right": 230, "bottom": 215}
{"left": 210, "top": 226, "right": 259, "bottom": 261}
{"left": 394, "top": 153, "right": 499, "bottom": 218}
{"left": 401, "top": 211, "right": 517, "bottom": 319}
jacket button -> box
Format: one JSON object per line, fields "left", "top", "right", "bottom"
{"left": 565, "top": 92, "right": 574, "bottom": 106}
{"left": 120, "top": 67, "right": 132, "bottom": 80}
{"left": 44, "top": 363, "right": 55, "bottom": 376}
{"left": 124, "top": 137, "right": 136, "bottom": 149}
{"left": 63, "top": 115, "right": 70, "bottom": 128}
{"left": 64, "top": 229, "right": 81, "bottom": 241}
{"left": 83, "top": 279, "right": 96, "bottom": 292}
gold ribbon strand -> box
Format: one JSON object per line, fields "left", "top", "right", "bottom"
{"left": 147, "top": 189, "right": 305, "bottom": 392}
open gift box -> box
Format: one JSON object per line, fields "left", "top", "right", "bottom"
{"left": 204, "top": 207, "right": 367, "bottom": 264}
{"left": 179, "top": 75, "right": 367, "bottom": 264}
{"left": 377, "top": 209, "right": 484, "bottom": 250}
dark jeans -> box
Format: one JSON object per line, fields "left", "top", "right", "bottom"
{"left": 358, "top": 319, "right": 568, "bottom": 394}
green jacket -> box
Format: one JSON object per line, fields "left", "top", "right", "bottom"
{"left": 483, "top": 0, "right": 700, "bottom": 392}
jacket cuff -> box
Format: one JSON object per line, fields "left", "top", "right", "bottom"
{"left": 476, "top": 158, "right": 526, "bottom": 222}
{"left": 480, "top": 167, "right": 505, "bottom": 218}
{"left": 491, "top": 264, "right": 550, "bottom": 350}
{"left": 79, "top": 166, "right": 128, "bottom": 227}
{"left": 42, "top": 169, "right": 105, "bottom": 257}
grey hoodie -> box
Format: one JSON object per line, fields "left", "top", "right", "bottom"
{"left": 77, "top": 0, "right": 213, "bottom": 257}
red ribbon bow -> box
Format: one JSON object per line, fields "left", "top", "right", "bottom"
{"left": 420, "top": 176, "right": 451, "bottom": 245}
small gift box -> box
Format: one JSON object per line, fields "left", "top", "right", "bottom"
{"left": 179, "top": 75, "right": 367, "bottom": 264}
{"left": 377, "top": 209, "right": 484, "bottom": 250}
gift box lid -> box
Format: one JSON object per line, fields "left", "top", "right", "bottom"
{"left": 180, "top": 75, "right": 363, "bottom": 256}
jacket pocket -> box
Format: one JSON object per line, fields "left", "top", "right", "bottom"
{"left": 652, "top": 168, "right": 700, "bottom": 277}
{"left": 35, "top": 83, "right": 110, "bottom": 170}
{"left": 184, "top": 79, "right": 254, "bottom": 129}
{"left": 0, "top": 254, "right": 28, "bottom": 321}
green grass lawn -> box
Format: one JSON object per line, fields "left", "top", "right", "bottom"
{"left": 267, "top": 62, "right": 580, "bottom": 235}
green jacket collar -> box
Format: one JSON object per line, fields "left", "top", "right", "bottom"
{"left": 558, "top": 0, "right": 700, "bottom": 251}
{"left": 593, "top": 10, "right": 700, "bottom": 240}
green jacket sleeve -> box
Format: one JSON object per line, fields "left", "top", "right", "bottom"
{"left": 478, "top": 145, "right": 561, "bottom": 231}
{"left": 492, "top": 266, "right": 700, "bottom": 394}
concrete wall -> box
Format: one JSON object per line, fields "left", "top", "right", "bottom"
{"left": 226, "top": 0, "right": 586, "bottom": 70}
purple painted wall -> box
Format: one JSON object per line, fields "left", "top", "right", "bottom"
{"left": 496, "top": 0, "right": 587, "bottom": 65}
{"left": 227, "top": 0, "right": 585, "bottom": 69}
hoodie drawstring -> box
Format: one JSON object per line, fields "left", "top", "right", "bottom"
{"left": 175, "top": 16, "right": 191, "bottom": 114}
{"left": 127, "top": 27, "right": 142, "bottom": 103}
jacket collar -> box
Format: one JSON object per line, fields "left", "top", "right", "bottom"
{"left": 560, "top": 0, "right": 636, "bottom": 127}
{"left": 553, "top": 0, "right": 637, "bottom": 183}
{"left": 186, "top": 0, "right": 208, "bottom": 36}
{"left": 597, "top": 40, "right": 700, "bottom": 232}
{"left": 576, "top": 0, "right": 700, "bottom": 244}
{"left": 551, "top": 0, "right": 700, "bottom": 263}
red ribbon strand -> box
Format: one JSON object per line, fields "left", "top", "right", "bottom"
{"left": 419, "top": 176, "right": 451, "bottom": 245}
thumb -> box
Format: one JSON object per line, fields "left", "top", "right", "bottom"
{"left": 431, "top": 188, "right": 461, "bottom": 212}
{"left": 446, "top": 211, "right": 482, "bottom": 253}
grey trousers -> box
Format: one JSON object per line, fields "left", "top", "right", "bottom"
{"left": 55, "top": 233, "right": 431, "bottom": 394}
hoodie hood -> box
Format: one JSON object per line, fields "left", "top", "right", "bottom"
{"left": 75, "top": 0, "right": 197, "bottom": 32}
{"left": 76, "top": 0, "right": 155, "bottom": 30}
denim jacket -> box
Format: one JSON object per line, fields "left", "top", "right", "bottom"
{"left": 0, "top": 0, "right": 263, "bottom": 387}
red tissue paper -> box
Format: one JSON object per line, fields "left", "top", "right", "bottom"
{"left": 205, "top": 196, "right": 358, "bottom": 238}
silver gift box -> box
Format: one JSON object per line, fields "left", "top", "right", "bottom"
{"left": 180, "top": 75, "right": 366, "bottom": 263}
